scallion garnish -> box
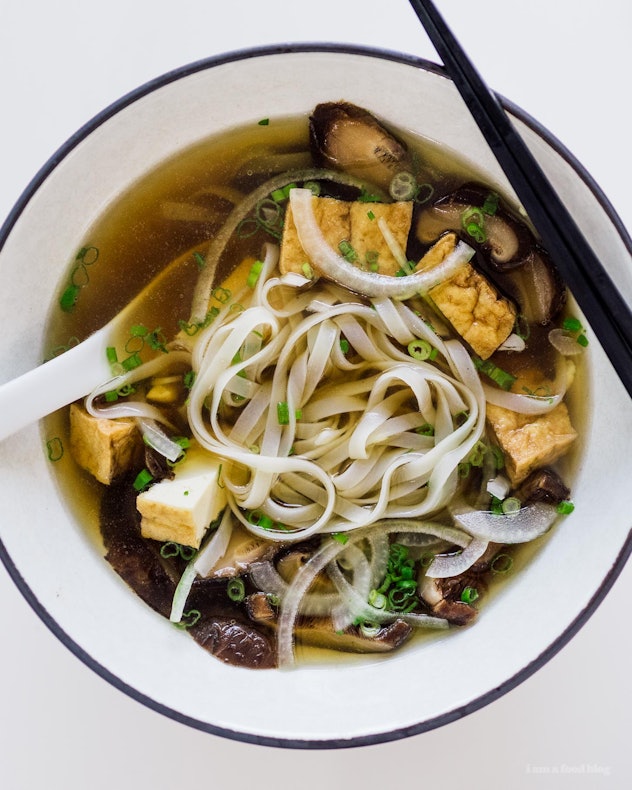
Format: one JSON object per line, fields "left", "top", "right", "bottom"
{"left": 415, "top": 423, "right": 435, "bottom": 436}
{"left": 277, "top": 401, "right": 290, "bottom": 425}
{"left": 45, "top": 437, "right": 64, "bottom": 462}
{"left": 491, "top": 553, "right": 514, "bottom": 574}
{"left": 557, "top": 500, "right": 575, "bottom": 515}
{"left": 247, "top": 259, "right": 264, "bottom": 288}
{"left": 407, "top": 338, "right": 437, "bottom": 361}
{"left": 133, "top": 468, "right": 154, "bottom": 492}
{"left": 227, "top": 578, "right": 246, "bottom": 602}
{"left": 338, "top": 239, "right": 358, "bottom": 263}
{"left": 472, "top": 355, "right": 517, "bottom": 391}
{"left": 59, "top": 284, "right": 80, "bottom": 312}
{"left": 460, "top": 586, "right": 479, "bottom": 604}
{"left": 257, "top": 118, "right": 270, "bottom": 126}
{"left": 482, "top": 192, "right": 499, "bottom": 215}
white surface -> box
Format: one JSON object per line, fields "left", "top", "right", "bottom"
{"left": 0, "top": 0, "right": 630, "bottom": 786}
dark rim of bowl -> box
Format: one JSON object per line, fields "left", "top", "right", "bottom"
{"left": 1, "top": 42, "right": 631, "bottom": 751}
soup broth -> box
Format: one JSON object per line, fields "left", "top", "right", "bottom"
{"left": 45, "top": 103, "right": 585, "bottom": 669}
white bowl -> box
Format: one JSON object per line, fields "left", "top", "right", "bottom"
{"left": 1, "top": 45, "right": 631, "bottom": 748}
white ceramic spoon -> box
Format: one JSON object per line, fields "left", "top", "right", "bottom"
{"left": 0, "top": 250, "right": 201, "bottom": 443}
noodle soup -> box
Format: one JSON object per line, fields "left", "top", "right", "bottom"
{"left": 46, "top": 101, "right": 583, "bottom": 669}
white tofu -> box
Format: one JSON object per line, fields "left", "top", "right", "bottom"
{"left": 137, "top": 444, "right": 227, "bottom": 549}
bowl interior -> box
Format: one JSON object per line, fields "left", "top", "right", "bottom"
{"left": 1, "top": 46, "right": 631, "bottom": 746}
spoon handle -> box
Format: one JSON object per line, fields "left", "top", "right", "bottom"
{"left": 0, "top": 327, "right": 113, "bottom": 442}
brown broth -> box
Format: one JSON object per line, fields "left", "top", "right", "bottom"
{"left": 43, "top": 110, "right": 588, "bottom": 666}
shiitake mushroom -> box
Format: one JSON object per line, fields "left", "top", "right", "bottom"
{"left": 416, "top": 183, "right": 566, "bottom": 324}
{"left": 309, "top": 101, "right": 413, "bottom": 192}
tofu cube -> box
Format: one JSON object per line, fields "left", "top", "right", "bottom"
{"left": 419, "top": 233, "right": 516, "bottom": 359}
{"left": 486, "top": 401, "right": 577, "bottom": 484}
{"left": 69, "top": 402, "right": 142, "bottom": 485}
{"left": 279, "top": 196, "right": 413, "bottom": 277}
{"left": 137, "top": 444, "right": 227, "bottom": 549}
{"left": 280, "top": 196, "right": 350, "bottom": 275}
{"left": 349, "top": 201, "right": 413, "bottom": 275}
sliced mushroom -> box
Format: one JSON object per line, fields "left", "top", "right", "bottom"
{"left": 416, "top": 183, "right": 535, "bottom": 270}
{"left": 498, "top": 247, "right": 566, "bottom": 325}
{"left": 515, "top": 467, "right": 570, "bottom": 506}
{"left": 191, "top": 617, "right": 276, "bottom": 668}
{"left": 247, "top": 597, "right": 413, "bottom": 654}
{"left": 309, "top": 101, "right": 412, "bottom": 192}
{"left": 419, "top": 576, "right": 478, "bottom": 626}
{"left": 207, "top": 522, "right": 284, "bottom": 579}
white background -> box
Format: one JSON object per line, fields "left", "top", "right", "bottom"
{"left": 1, "top": 1, "right": 630, "bottom": 787}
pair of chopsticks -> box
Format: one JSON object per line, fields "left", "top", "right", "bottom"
{"left": 408, "top": 0, "right": 632, "bottom": 399}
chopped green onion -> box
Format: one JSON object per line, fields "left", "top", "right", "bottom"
{"left": 59, "top": 284, "right": 80, "bottom": 312}
{"left": 501, "top": 497, "right": 522, "bottom": 516}
{"left": 407, "top": 338, "right": 434, "bottom": 361}
{"left": 339, "top": 338, "right": 350, "bottom": 354}
{"left": 414, "top": 182, "right": 434, "bottom": 204}
{"left": 301, "top": 262, "right": 314, "bottom": 279}
{"left": 482, "top": 192, "right": 499, "bottom": 215}
{"left": 472, "top": 355, "right": 517, "bottom": 391}
{"left": 258, "top": 118, "right": 270, "bottom": 126}
{"left": 247, "top": 259, "right": 264, "bottom": 288}
{"left": 104, "top": 390, "right": 119, "bottom": 402}
{"left": 358, "top": 188, "right": 382, "bottom": 203}
{"left": 460, "top": 586, "right": 479, "bottom": 604}
{"left": 557, "top": 500, "right": 575, "bottom": 515}
{"left": 76, "top": 245, "right": 99, "bottom": 265}
{"left": 338, "top": 239, "right": 358, "bottom": 263}
{"left": 160, "top": 542, "right": 180, "bottom": 558}
{"left": 173, "top": 609, "right": 201, "bottom": 629}
{"left": 227, "top": 578, "right": 246, "bottom": 602}
{"left": 468, "top": 440, "right": 487, "bottom": 467}
{"left": 577, "top": 333, "right": 589, "bottom": 347}
{"left": 365, "top": 250, "right": 379, "bottom": 271}
{"left": 490, "top": 445, "right": 505, "bottom": 470}
{"left": 303, "top": 180, "right": 321, "bottom": 196}
{"left": 122, "top": 352, "right": 142, "bottom": 371}
{"left": 562, "top": 316, "right": 583, "bottom": 332}
{"left": 331, "top": 532, "right": 349, "bottom": 545}
{"left": 183, "top": 370, "right": 196, "bottom": 390}
{"left": 211, "top": 287, "right": 231, "bottom": 304}
{"left": 133, "top": 469, "right": 154, "bottom": 491}
{"left": 389, "top": 171, "right": 417, "bottom": 201}
{"left": 193, "top": 251, "right": 206, "bottom": 269}
{"left": 368, "top": 589, "right": 387, "bottom": 609}
{"left": 359, "top": 621, "right": 381, "bottom": 638}
{"left": 415, "top": 422, "right": 435, "bottom": 436}
{"left": 277, "top": 401, "right": 290, "bottom": 425}
{"left": 45, "top": 437, "right": 64, "bottom": 462}
{"left": 491, "top": 553, "right": 514, "bottom": 574}
{"left": 106, "top": 346, "right": 118, "bottom": 365}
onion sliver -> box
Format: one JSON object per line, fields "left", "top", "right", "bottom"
{"left": 290, "top": 188, "right": 475, "bottom": 299}
{"left": 452, "top": 502, "right": 559, "bottom": 543}
{"left": 426, "top": 536, "right": 489, "bottom": 578}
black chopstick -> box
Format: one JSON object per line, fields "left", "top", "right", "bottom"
{"left": 408, "top": 0, "right": 632, "bottom": 399}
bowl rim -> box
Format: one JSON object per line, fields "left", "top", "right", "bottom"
{"left": 1, "top": 41, "right": 631, "bottom": 750}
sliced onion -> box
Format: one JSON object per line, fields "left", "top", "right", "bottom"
{"left": 548, "top": 328, "right": 587, "bottom": 356}
{"left": 425, "top": 536, "right": 489, "bottom": 578}
{"left": 169, "top": 561, "right": 198, "bottom": 623}
{"left": 289, "top": 188, "right": 474, "bottom": 299}
{"left": 193, "top": 507, "right": 233, "bottom": 577}
{"left": 138, "top": 418, "right": 185, "bottom": 463}
{"left": 452, "top": 502, "right": 559, "bottom": 543}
